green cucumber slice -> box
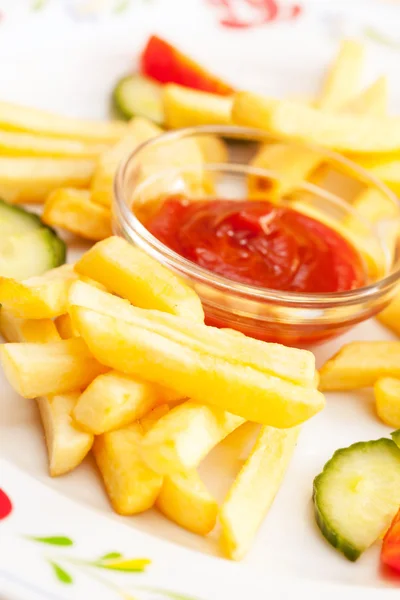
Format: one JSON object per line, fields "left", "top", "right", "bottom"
{"left": 392, "top": 430, "right": 400, "bottom": 449}
{"left": 0, "top": 199, "right": 42, "bottom": 237}
{"left": 0, "top": 227, "right": 66, "bottom": 280}
{"left": 313, "top": 438, "right": 400, "bottom": 561}
{"left": 112, "top": 74, "right": 164, "bottom": 125}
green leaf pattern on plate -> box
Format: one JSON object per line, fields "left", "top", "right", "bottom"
{"left": 27, "top": 535, "right": 74, "bottom": 546}
{"left": 49, "top": 561, "right": 73, "bottom": 585}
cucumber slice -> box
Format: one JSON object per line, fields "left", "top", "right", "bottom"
{"left": 0, "top": 198, "right": 42, "bottom": 237}
{"left": 0, "top": 227, "right": 66, "bottom": 280}
{"left": 313, "top": 438, "right": 400, "bottom": 561}
{"left": 112, "top": 74, "right": 164, "bottom": 125}
{"left": 392, "top": 430, "right": 400, "bottom": 449}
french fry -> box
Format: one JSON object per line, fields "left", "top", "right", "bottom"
{"left": 374, "top": 377, "right": 400, "bottom": 428}
{"left": 68, "top": 280, "right": 315, "bottom": 386}
{"left": 141, "top": 400, "right": 245, "bottom": 475}
{"left": 378, "top": 290, "right": 400, "bottom": 337}
{"left": 0, "top": 101, "right": 127, "bottom": 142}
{"left": 367, "top": 158, "right": 400, "bottom": 196}
{"left": 0, "top": 264, "right": 78, "bottom": 319}
{"left": 0, "top": 310, "right": 61, "bottom": 343}
{"left": 345, "top": 76, "right": 388, "bottom": 117}
{"left": 163, "top": 84, "right": 232, "bottom": 128}
{"left": 0, "top": 338, "right": 107, "bottom": 398}
{"left": 72, "top": 371, "right": 162, "bottom": 435}
{"left": 0, "top": 158, "right": 95, "bottom": 204}
{"left": 196, "top": 134, "right": 228, "bottom": 164}
{"left": 92, "top": 422, "right": 163, "bottom": 515}
{"left": 43, "top": 188, "right": 112, "bottom": 241}
{"left": 232, "top": 92, "right": 400, "bottom": 154}
{"left": 0, "top": 130, "right": 108, "bottom": 159}
{"left": 91, "top": 117, "right": 162, "bottom": 207}
{"left": 74, "top": 237, "right": 205, "bottom": 322}
{"left": 318, "top": 40, "right": 365, "bottom": 110}
{"left": 38, "top": 392, "right": 94, "bottom": 477}
{"left": 54, "top": 313, "right": 79, "bottom": 339}
{"left": 220, "top": 425, "right": 300, "bottom": 560}
{"left": 319, "top": 341, "right": 400, "bottom": 391}
{"left": 156, "top": 470, "right": 218, "bottom": 535}
{"left": 71, "top": 307, "right": 324, "bottom": 428}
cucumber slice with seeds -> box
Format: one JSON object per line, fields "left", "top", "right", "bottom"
{"left": 112, "top": 74, "right": 164, "bottom": 125}
{"left": 0, "top": 228, "right": 66, "bottom": 280}
{"left": 392, "top": 430, "right": 400, "bottom": 449}
{"left": 313, "top": 438, "right": 400, "bottom": 561}
{"left": 0, "top": 198, "right": 42, "bottom": 236}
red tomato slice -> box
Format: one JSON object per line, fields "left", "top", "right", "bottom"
{"left": 0, "top": 488, "right": 12, "bottom": 521}
{"left": 381, "top": 509, "right": 400, "bottom": 575}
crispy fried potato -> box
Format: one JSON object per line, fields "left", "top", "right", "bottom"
{"left": 345, "top": 76, "right": 388, "bottom": 117}
{"left": 220, "top": 425, "right": 300, "bottom": 560}
{"left": 38, "top": 392, "right": 94, "bottom": 477}
{"left": 91, "top": 117, "right": 162, "bottom": 207}
{"left": 318, "top": 40, "right": 365, "bottom": 110}
{"left": 93, "top": 422, "right": 163, "bottom": 515}
{"left": 71, "top": 307, "right": 324, "bottom": 428}
{"left": 319, "top": 341, "right": 400, "bottom": 391}
{"left": 378, "top": 290, "right": 400, "bottom": 337}
{"left": 374, "top": 377, "right": 400, "bottom": 428}
{"left": 43, "top": 188, "right": 112, "bottom": 241}
{"left": 141, "top": 400, "right": 245, "bottom": 475}
{"left": 232, "top": 92, "right": 400, "bottom": 154}
{"left": 73, "top": 371, "right": 162, "bottom": 435}
{"left": 68, "top": 280, "right": 315, "bottom": 386}
{"left": 163, "top": 84, "right": 232, "bottom": 128}
{"left": 367, "top": 158, "right": 400, "bottom": 196}
{"left": 0, "top": 310, "right": 61, "bottom": 343}
{"left": 0, "top": 264, "right": 78, "bottom": 319}
{"left": 196, "top": 134, "right": 228, "bottom": 164}
{"left": 0, "top": 130, "right": 108, "bottom": 159}
{"left": 74, "top": 237, "right": 204, "bottom": 322}
{"left": 0, "top": 158, "right": 95, "bottom": 204}
{"left": 0, "top": 101, "right": 127, "bottom": 142}
{"left": 54, "top": 313, "right": 79, "bottom": 339}
{"left": 0, "top": 338, "right": 107, "bottom": 398}
{"left": 156, "top": 470, "right": 218, "bottom": 535}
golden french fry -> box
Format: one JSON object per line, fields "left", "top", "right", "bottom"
{"left": 318, "top": 40, "right": 365, "bottom": 110}
{"left": 0, "top": 338, "right": 107, "bottom": 398}
{"left": 0, "top": 158, "right": 95, "bottom": 204}
{"left": 0, "top": 310, "right": 61, "bottom": 343}
{"left": 220, "top": 425, "right": 300, "bottom": 560}
{"left": 68, "top": 280, "right": 315, "bottom": 386}
{"left": 71, "top": 307, "right": 324, "bottom": 428}
{"left": 43, "top": 188, "right": 112, "bottom": 241}
{"left": 163, "top": 84, "right": 232, "bottom": 128}
{"left": 0, "top": 264, "right": 77, "bottom": 319}
{"left": 54, "top": 313, "right": 79, "bottom": 339}
{"left": 38, "top": 392, "right": 94, "bottom": 477}
{"left": 367, "top": 158, "right": 400, "bottom": 196}
{"left": 93, "top": 422, "right": 163, "bottom": 515}
{"left": 142, "top": 400, "right": 245, "bottom": 475}
{"left": 232, "top": 92, "right": 400, "bottom": 154}
{"left": 378, "top": 290, "right": 400, "bottom": 337}
{"left": 374, "top": 377, "right": 400, "bottom": 428}
{"left": 319, "top": 341, "right": 400, "bottom": 391}
{"left": 0, "top": 101, "right": 127, "bottom": 142}
{"left": 0, "top": 130, "right": 108, "bottom": 159}
{"left": 73, "top": 371, "right": 162, "bottom": 435}
{"left": 345, "top": 76, "right": 388, "bottom": 117}
{"left": 291, "top": 200, "right": 386, "bottom": 279}
{"left": 74, "top": 237, "right": 204, "bottom": 322}
{"left": 91, "top": 117, "right": 162, "bottom": 207}
{"left": 196, "top": 134, "right": 228, "bottom": 164}
{"left": 156, "top": 470, "right": 218, "bottom": 535}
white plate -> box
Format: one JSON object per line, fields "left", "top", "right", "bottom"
{"left": 0, "top": 2, "right": 400, "bottom": 599}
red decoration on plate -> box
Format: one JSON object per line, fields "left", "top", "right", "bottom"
{"left": 207, "top": 0, "right": 302, "bottom": 29}
{"left": 0, "top": 488, "right": 12, "bottom": 520}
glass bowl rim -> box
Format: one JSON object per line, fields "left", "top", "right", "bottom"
{"left": 114, "top": 124, "right": 400, "bottom": 308}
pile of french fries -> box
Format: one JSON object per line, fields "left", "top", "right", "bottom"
{"left": 0, "top": 236, "right": 323, "bottom": 560}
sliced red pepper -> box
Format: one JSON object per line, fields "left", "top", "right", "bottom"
{"left": 381, "top": 509, "right": 400, "bottom": 575}
{"left": 140, "top": 35, "right": 234, "bottom": 96}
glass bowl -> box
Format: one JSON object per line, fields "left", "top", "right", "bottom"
{"left": 113, "top": 125, "right": 400, "bottom": 346}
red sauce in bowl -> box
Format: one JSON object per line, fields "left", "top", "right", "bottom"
{"left": 146, "top": 197, "right": 366, "bottom": 294}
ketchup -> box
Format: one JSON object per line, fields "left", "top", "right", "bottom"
{"left": 146, "top": 197, "right": 365, "bottom": 294}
